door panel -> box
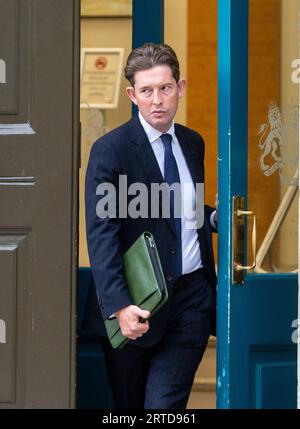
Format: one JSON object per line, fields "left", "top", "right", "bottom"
{"left": 248, "top": 0, "right": 298, "bottom": 274}
{"left": 217, "top": 0, "right": 298, "bottom": 408}
{"left": 0, "top": 0, "right": 31, "bottom": 122}
{"left": 0, "top": 0, "right": 79, "bottom": 408}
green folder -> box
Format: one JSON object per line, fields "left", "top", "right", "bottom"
{"left": 104, "top": 231, "right": 168, "bottom": 349}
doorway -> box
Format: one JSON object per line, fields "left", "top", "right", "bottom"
{"left": 77, "top": 0, "right": 299, "bottom": 409}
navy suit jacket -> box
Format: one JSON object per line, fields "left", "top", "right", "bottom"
{"left": 84, "top": 115, "right": 217, "bottom": 346}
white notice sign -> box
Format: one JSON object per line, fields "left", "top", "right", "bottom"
{"left": 80, "top": 48, "right": 124, "bottom": 109}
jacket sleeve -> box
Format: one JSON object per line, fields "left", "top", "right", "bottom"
{"left": 85, "top": 138, "right": 132, "bottom": 319}
{"left": 197, "top": 133, "right": 218, "bottom": 234}
{"left": 205, "top": 205, "right": 218, "bottom": 233}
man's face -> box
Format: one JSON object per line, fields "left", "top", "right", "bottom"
{"left": 126, "top": 65, "right": 186, "bottom": 133}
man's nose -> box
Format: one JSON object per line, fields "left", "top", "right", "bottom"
{"left": 152, "top": 90, "right": 162, "bottom": 106}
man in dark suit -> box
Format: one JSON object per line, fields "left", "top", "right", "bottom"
{"left": 85, "top": 43, "right": 217, "bottom": 409}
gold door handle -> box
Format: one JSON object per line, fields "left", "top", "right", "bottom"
{"left": 236, "top": 209, "right": 257, "bottom": 270}
{"left": 233, "top": 197, "right": 257, "bottom": 285}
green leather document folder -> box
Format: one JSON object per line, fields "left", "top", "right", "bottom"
{"left": 104, "top": 231, "right": 168, "bottom": 349}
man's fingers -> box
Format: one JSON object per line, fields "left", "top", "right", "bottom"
{"left": 136, "top": 308, "right": 150, "bottom": 320}
{"left": 138, "top": 319, "right": 149, "bottom": 332}
{"left": 132, "top": 319, "right": 149, "bottom": 334}
{"left": 122, "top": 320, "right": 149, "bottom": 339}
{"left": 117, "top": 305, "right": 150, "bottom": 339}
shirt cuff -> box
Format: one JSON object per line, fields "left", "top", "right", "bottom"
{"left": 107, "top": 313, "right": 117, "bottom": 320}
{"left": 210, "top": 210, "right": 218, "bottom": 229}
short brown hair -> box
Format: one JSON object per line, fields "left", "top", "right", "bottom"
{"left": 124, "top": 43, "right": 180, "bottom": 86}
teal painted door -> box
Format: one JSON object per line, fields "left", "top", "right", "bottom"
{"left": 217, "top": 0, "right": 298, "bottom": 408}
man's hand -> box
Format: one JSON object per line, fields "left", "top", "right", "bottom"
{"left": 115, "top": 305, "right": 150, "bottom": 340}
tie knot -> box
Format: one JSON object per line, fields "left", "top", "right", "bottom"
{"left": 161, "top": 133, "right": 172, "bottom": 147}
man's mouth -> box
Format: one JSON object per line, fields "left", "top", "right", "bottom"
{"left": 152, "top": 110, "right": 165, "bottom": 115}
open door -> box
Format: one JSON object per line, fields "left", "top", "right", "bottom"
{"left": 0, "top": 0, "right": 79, "bottom": 408}
{"left": 217, "top": 0, "right": 298, "bottom": 408}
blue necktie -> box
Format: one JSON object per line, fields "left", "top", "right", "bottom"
{"left": 161, "top": 133, "right": 182, "bottom": 279}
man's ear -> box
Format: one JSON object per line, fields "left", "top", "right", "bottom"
{"left": 177, "top": 79, "right": 186, "bottom": 98}
{"left": 126, "top": 86, "right": 138, "bottom": 105}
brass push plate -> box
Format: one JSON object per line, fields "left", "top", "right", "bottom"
{"left": 233, "top": 196, "right": 245, "bottom": 285}
{"left": 232, "top": 196, "right": 257, "bottom": 285}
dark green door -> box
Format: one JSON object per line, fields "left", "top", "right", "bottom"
{"left": 0, "top": 0, "right": 79, "bottom": 408}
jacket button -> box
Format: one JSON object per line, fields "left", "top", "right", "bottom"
{"left": 167, "top": 274, "right": 173, "bottom": 282}
{"left": 170, "top": 249, "right": 176, "bottom": 255}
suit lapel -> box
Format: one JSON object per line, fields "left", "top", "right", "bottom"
{"left": 129, "top": 116, "right": 176, "bottom": 235}
{"left": 129, "top": 116, "right": 164, "bottom": 185}
{"left": 174, "top": 124, "right": 203, "bottom": 187}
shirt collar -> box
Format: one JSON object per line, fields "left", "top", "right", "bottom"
{"left": 138, "top": 111, "right": 176, "bottom": 144}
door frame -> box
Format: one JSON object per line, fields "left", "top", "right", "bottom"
{"left": 217, "top": 0, "right": 298, "bottom": 408}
